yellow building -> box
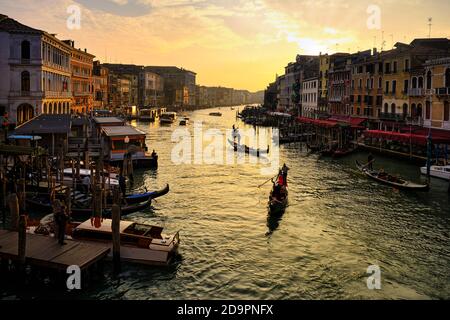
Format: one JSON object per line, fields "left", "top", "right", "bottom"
{"left": 63, "top": 40, "right": 95, "bottom": 114}
{"left": 424, "top": 58, "right": 450, "bottom": 130}
{"left": 351, "top": 50, "right": 383, "bottom": 117}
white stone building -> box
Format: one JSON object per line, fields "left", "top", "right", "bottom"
{"left": 0, "top": 14, "right": 72, "bottom": 125}
{"left": 301, "top": 77, "right": 319, "bottom": 118}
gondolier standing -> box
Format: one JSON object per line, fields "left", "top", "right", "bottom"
{"left": 368, "top": 153, "right": 374, "bottom": 170}
{"left": 281, "top": 163, "right": 289, "bottom": 186}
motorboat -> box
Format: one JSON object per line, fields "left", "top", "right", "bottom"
{"left": 420, "top": 165, "right": 450, "bottom": 181}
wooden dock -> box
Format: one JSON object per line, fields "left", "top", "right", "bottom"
{"left": 0, "top": 230, "right": 110, "bottom": 271}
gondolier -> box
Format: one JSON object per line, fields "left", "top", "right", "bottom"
{"left": 368, "top": 153, "right": 374, "bottom": 170}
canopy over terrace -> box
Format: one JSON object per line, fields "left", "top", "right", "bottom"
{"left": 363, "top": 130, "right": 450, "bottom": 146}
{"left": 297, "top": 116, "right": 367, "bottom": 129}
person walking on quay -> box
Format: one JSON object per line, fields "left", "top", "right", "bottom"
{"left": 52, "top": 200, "right": 67, "bottom": 245}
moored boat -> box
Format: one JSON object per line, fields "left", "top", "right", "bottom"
{"left": 124, "top": 184, "right": 170, "bottom": 205}
{"left": 209, "top": 112, "right": 222, "bottom": 117}
{"left": 160, "top": 112, "right": 177, "bottom": 124}
{"left": 32, "top": 216, "right": 180, "bottom": 266}
{"left": 356, "top": 160, "right": 429, "bottom": 191}
{"left": 26, "top": 194, "right": 153, "bottom": 220}
{"left": 420, "top": 165, "right": 450, "bottom": 181}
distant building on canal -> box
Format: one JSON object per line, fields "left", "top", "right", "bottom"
{"left": 0, "top": 14, "right": 72, "bottom": 125}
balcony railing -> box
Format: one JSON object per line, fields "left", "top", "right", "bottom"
{"left": 405, "top": 116, "right": 424, "bottom": 126}
{"left": 436, "top": 87, "right": 450, "bottom": 96}
{"left": 379, "top": 112, "right": 406, "bottom": 121}
{"left": 45, "top": 91, "right": 72, "bottom": 98}
{"left": 409, "top": 88, "right": 425, "bottom": 97}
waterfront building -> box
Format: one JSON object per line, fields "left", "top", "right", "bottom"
{"left": 380, "top": 39, "right": 450, "bottom": 125}
{"left": 423, "top": 57, "right": 450, "bottom": 130}
{"left": 276, "top": 74, "right": 288, "bottom": 112}
{"left": 350, "top": 49, "right": 383, "bottom": 119}
{"left": 329, "top": 51, "right": 371, "bottom": 117}
{"left": 0, "top": 14, "right": 72, "bottom": 125}
{"left": 145, "top": 66, "right": 196, "bottom": 108}
{"left": 93, "top": 61, "right": 109, "bottom": 110}
{"left": 63, "top": 40, "right": 95, "bottom": 115}
{"left": 301, "top": 77, "right": 319, "bottom": 118}
{"left": 139, "top": 71, "right": 164, "bottom": 107}
{"left": 264, "top": 80, "right": 278, "bottom": 111}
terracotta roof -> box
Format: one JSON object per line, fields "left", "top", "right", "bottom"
{"left": 0, "top": 15, "right": 43, "bottom": 34}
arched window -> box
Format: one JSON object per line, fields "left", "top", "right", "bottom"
{"left": 418, "top": 77, "right": 424, "bottom": 89}
{"left": 411, "top": 103, "right": 417, "bottom": 117}
{"left": 444, "top": 101, "right": 449, "bottom": 122}
{"left": 425, "top": 101, "right": 431, "bottom": 119}
{"left": 384, "top": 103, "right": 388, "bottom": 113}
{"left": 21, "top": 71, "right": 30, "bottom": 92}
{"left": 412, "top": 77, "right": 417, "bottom": 89}
{"left": 16, "top": 104, "right": 33, "bottom": 124}
{"left": 417, "top": 103, "right": 423, "bottom": 118}
{"left": 391, "top": 103, "right": 396, "bottom": 114}
{"left": 426, "top": 71, "right": 432, "bottom": 90}
{"left": 445, "top": 69, "right": 450, "bottom": 88}
{"left": 21, "top": 40, "right": 30, "bottom": 60}
{"left": 402, "top": 103, "right": 408, "bottom": 116}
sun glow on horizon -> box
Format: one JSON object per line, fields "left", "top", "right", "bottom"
{"left": 1, "top": 0, "right": 449, "bottom": 91}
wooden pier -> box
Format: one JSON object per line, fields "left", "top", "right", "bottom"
{"left": 0, "top": 229, "right": 110, "bottom": 271}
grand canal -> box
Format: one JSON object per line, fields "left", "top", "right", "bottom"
{"left": 2, "top": 107, "right": 450, "bottom": 300}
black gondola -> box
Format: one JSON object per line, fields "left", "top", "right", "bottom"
{"left": 356, "top": 160, "right": 430, "bottom": 191}
{"left": 124, "top": 184, "right": 170, "bottom": 204}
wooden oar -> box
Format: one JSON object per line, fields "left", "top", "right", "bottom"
{"left": 361, "top": 159, "right": 375, "bottom": 169}
{"left": 258, "top": 174, "right": 278, "bottom": 188}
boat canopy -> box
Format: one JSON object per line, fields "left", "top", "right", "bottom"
{"left": 8, "top": 134, "right": 42, "bottom": 140}
{"left": 101, "top": 126, "right": 146, "bottom": 138}
{"left": 75, "top": 219, "right": 134, "bottom": 234}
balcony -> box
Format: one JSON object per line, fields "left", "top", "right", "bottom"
{"left": 405, "top": 116, "right": 424, "bottom": 126}
{"left": 379, "top": 112, "right": 406, "bottom": 121}
{"left": 8, "top": 90, "right": 43, "bottom": 98}
{"left": 44, "top": 91, "right": 72, "bottom": 98}
{"left": 329, "top": 97, "right": 342, "bottom": 102}
{"left": 409, "top": 88, "right": 425, "bottom": 97}
{"left": 436, "top": 87, "right": 450, "bottom": 96}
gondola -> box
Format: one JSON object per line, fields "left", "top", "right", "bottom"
{"left": 227, "top": 139, "right": 269, "bottom": 158}
{"left": 26, "top": 194, "right": 153, "bottom": 221}
{"left": 268, "top": 184, "right": 288, "bottom": 215}
{"left": 124, "top": 184, "right": 170, "bottom": 205}
{"left": 356, "top": 160, "right": 430, "bottom": 192}
{"left": 333, "top": 146, "right": 358, "bottom": 159}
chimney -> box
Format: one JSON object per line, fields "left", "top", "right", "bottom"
{"left": 84, "top": 48, "right": 87, "bottom": 53}
{"left": 373, "top": 48, "right": 378, "bottom": 55}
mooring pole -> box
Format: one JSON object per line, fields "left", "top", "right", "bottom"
{"left": 18, "top": 214, "right": 27, "bottom": 268}
{"left": 112, "top": 189, "right": 121, "bottom": 274}
{"left": 7, "top": 193, "right": 19, "bottom": 231}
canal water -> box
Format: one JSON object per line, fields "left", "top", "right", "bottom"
{"left": 2, "top": 107, "right": 450, "bottom": 300}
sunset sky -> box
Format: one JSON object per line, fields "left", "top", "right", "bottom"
{"left": 1, "top": 0, "right": 449, "bottom": 91}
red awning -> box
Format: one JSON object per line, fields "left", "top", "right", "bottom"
{"left": 296, "top": 117, "right": 338, "bottom": 128}
{"left": 363, "top": 130, "right": 450, "bottom": 145}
